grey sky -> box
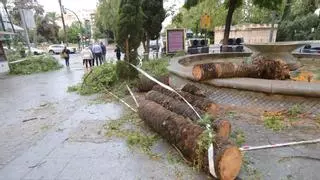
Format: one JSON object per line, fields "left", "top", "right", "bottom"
{"left": 37, "top": 0, "right": 184, "bottom": 27}
{"left": 37, "top": 0, "right": 98, "bottom": 12}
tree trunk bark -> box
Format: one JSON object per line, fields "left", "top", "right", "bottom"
{"left": 181, "top": 83, "right": 206, "bottom": 97}
{"left": 138, "top": 99, "right": 242, "bottom": 179}
{"left": 136, "top": 75, "right": 169, "bottom": 92}
{"left": 223, "top": 0, "right": 237, "bottom": 45}
{"left": 192, "top": 60, "right": 290, "bottom": 81}
{"left": 146, "top": 90, "right": 205, "bottom": 121}
{"left": 152, "top": 85, "right": 219, "bottom": 117}
{"left": 146, "top": 90, "right": 231, "bottom": 139}
{"left": 145, "top": 34, "right": 150, "bottom": 61}
{"left": 125, "top": 38, "right": 129, "bottom": 62}
{"left": 4, "top": 6, "right": 15, "bottom": 33}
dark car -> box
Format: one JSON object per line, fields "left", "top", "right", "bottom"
{"left": 300, "top": 44, "right": 320, "bottom": 54}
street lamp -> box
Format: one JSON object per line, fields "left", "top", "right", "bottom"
{"left": 62, "top": 6, "right": 84, "bottom": 49}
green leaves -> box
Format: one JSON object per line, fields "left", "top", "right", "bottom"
{"left": 9, "top": 55, "right": 62, "bottom": 75}
{"left": 252, "top": 0, "right": 283, "bottom": 10}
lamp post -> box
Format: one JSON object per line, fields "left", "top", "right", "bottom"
{"left": 63, "top": 7, "right": 83, "bottom": 49}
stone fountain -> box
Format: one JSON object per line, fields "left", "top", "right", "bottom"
{"left": 244, "top": 42, "right": 306, "bottom": 70}
{"left": 168, "top": 42, "right": 320, "bottom": 98}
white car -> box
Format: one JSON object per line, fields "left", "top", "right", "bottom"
{"left": 48, "top": 44, "right": 76, "bottom": 54}
{"left": 29, "top": 47, "right": 44, "bottom": 55}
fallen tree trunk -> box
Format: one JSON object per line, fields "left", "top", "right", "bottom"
{"left": 192, "top": 58, "right": 290, "bottom": 81}
{"left": 138, "top": 99, "right": 242, "bottom": 179}
{"left": 136, "top": 75, "right": 169, "bottom": 92}
{"left": 181, "top": 83, "right": 206, "bottom": 97}
{"left": 146, "top": 90, "right": 204, "bottom": 121}
{"left": 152, "top": 85, "right": 219, "bottom": 116}
{"left": 146, "top": 90, "right": 231, "bottom": 139}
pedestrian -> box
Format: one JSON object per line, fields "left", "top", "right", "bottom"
{"left": 92, "top": 43, "right": 103, "bottom": 66}
{"left": 61, "top": 46, "right": 70, "bottom": 67}
{"left": 81, "top": 47, "right": 93, "bottom": 69}
{"left": 100, "top": 42, "right": 106, "bottom": 62}
{"left": 114, "top": 45, "right": 121, "bottom": 61}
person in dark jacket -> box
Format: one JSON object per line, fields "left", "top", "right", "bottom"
{"left": 100, "top": 42, "right": 106, "bottom": 62}
{"left": 61, "top": 46, "right": 71, "bottom": 67}
{"left": 114, "top": 45, "right": 121, "bottom": 61}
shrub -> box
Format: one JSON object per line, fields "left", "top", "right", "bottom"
{"left": 79, "top": 63, "right": 118, "bottom": 95}
{"left": 9, "top": 55, "right": 63, "bottom": 75}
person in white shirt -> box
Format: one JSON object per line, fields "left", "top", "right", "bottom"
{"left": 81, "top": 47, "right": 94, "bottom": 69}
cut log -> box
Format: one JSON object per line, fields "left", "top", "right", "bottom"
{"left": 138, "top": 99, "right": 242, "bottom": 179}
{"left": 136, "top": 75, "right": 169, "bottom": 92}
{"left": 192, "top": 58, "right": 290, "bottom": 81}
{"left": 214, "top": 137, "right": 243, "bottom": 180}
{"left": 147, "top": 90, "right": 230, "bottom": 139}
{"left": 212, "top": 120, "right": 232, "bottom": 140}
{"left": 181, "top": 83, "right": 206, "bottom": 97}
{"left": 152, "top": 85, "right": 219, "bottom": 117}
{"left": 146, "top": 90, "right": 204, "bottom": 121}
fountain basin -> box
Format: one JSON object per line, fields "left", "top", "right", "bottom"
{"left": 169, "top": 53, "right": 320, "bottom": 98}
{"left": 244, "top": 42, "right": 305, "bottom": 66}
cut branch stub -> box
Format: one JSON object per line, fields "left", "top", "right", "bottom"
{"left": 212, "top": 119, "right": 232, "bottom": 140}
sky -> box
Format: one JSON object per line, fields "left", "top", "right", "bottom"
{"left": 37, "top": 0, "right": 99, "bottom": 12}
{"left": 38, "top": 0, "right": 184, "bottom": 13}
{"left": 37, "top": 0, "right": 184, "bottom": 27}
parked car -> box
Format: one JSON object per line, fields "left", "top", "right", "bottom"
{"left": 29, "top": 47, "right": 44, "bottom": 55}
{"left": 48, "top": 44, "right": 76, "bottom": 54}
{"left": 300, "top": 44, "right": 320, "bottom": 54}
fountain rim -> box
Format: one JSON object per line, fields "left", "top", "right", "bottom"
{"left": 168, "top": 53, "right": 320, "bottom": 98}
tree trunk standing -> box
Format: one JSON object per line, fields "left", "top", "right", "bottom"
{"left": 58, "top": 0, "right": 67, "bottom": 45}
{"left": 18, "top": 8, "right": 31, "bottom": 53}
{"left": 156, "top": 39, "right": 159, "bottom": 59}
{"left": 269, "top": 11, "right": 276, "bottom": 42}
{"left": 125, "top": 38, "right": 129, "bottom": 61}
{"left": 223, "top": 0, "right": 237, "bottom": 46}
{"left": 281, "top": 0, "right": 292, "bottom": 20}
{"left": 4, "top": 6, "right": 15, "bottom": 33}
{"left": 138, "top": 99, "right": 242, "bottom": 179}
{"left": 144, "top": 34, "right": 150, "bottom": 61}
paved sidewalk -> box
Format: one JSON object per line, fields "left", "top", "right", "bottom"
{"left": 0, "top": 54, "right": 206, "bottom": 180}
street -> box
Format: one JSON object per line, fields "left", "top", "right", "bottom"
{"left": 0, "top": 53, "right": 206, "bottom": 180}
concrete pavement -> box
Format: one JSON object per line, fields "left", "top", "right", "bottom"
{"left": 0, "top": 53, "right": 206, "bottom": 180}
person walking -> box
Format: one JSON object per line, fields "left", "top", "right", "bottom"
{"left": 100, "top": 42, "right": 106, "bottom": 62}
{"left": 81, "top": 47, "right": 93, "bottom": 69}
{"left": 61, "top": 46, "right": 70, "bottom": 67}
{"left": 92, "top": 43, "right": 103, "bottom": 66}
{"left": 114, "top": 45, "right": 121, "bottom": 61}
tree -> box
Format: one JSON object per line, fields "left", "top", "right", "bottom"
{"left": 277, "top": 0, "right": 320, "bottom": 41}
{"left": 184, "top": 0, "right": 283, "bottom": 45}
{"left": 95, "top": 0, "right": 120, "bottom": 41}
{"left": 223, "top": 0, "right": 283, "bottom": 45}
{"left": 141, "top": 0, "right": 166, "bottom": 60}
{"left": 116, "top": 0, "right": 144, "bottom": 79}
{"left": 66, "top": 21, "right": 84, "bottom": 43}
{"left": 45, "top": 12, "right": 60, "bottom": 25}
{"left": 36, "top": 12, "right": 60, "bottom": 43}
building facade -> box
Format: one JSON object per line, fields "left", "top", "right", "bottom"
{"left": 214, "top": 24, "right": 278, "bottom": 44}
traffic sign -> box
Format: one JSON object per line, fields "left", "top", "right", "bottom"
{"left": 200, "top": 13, "right": 211, "bottom": 29}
